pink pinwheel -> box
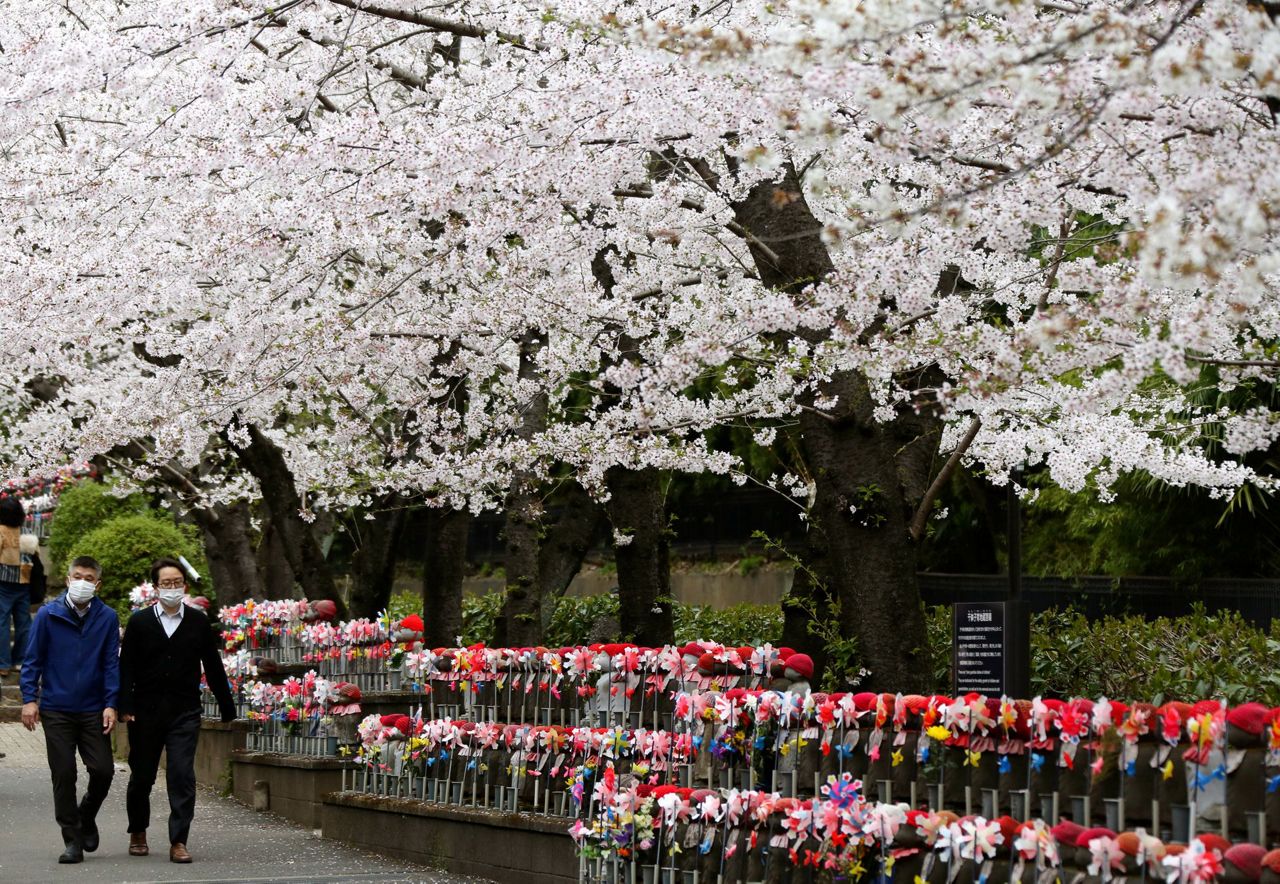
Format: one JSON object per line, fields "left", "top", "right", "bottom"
{"left": 915, "top": 811, "right": 946, "bottom": 847}
{"left": 816, "top": 799, "right": 845, "bottom": 839}
{"left": 783, "top": 805, "right": 813, "bottom": 842}
{"left": 862, "top": 804, "right": 904, "bottom": 844}
{"left": 757, "top": 692, "right": 782, "bottom": 723}
{"left": 959, "top": 818, "right": 1003, "bottom": 862}
{"left": 724, "top": 790, "right": 748, "bottom": 827}
{"left": 1163, "top": 840, "right": 1223, "bottom": 884}
{"left": 715, "top": 693, "right": 738, "bottom": 724}
{"left": 944, "top": 698, "right": 973, "bottom": 734}
{"left": 934, "top": 822, "right": 962, "bottom": 862}
{"left": 1092, "top": 698, "right": 1115, "bottom": 737}
{"left": 1088, "top": 836, "right": 1125, "bottom": 880}
{"left": 750, "top": 644, "right": 775, "bottom": 674}
{"left": 698, "top": 794, "right": 723, "bottom": 823}
{"left": 657, "top": 792, "right": 687, "bottom": 828}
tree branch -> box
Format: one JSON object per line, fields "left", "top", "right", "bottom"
{"left": 1186, "top": 355, "right": 1280, "bottom": 369}
{"left": 909, "top": 417, "right": 981, "bottom": 542}
{"left": 324, "top": 0, "right": 537, "bottom": 50}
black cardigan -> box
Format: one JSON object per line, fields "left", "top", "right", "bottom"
{"left": 118, "top": 605, "right": 236, "bottom": 721}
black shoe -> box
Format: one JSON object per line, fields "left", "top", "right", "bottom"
{"left": 59, "top": 843, "right": 84, "bottom": 864}
{"left": 81, "top": 818, "right": 99, "bottom": 853}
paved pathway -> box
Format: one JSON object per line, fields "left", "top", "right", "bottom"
{"left": 0, "top": 722, "right": 487, "bottom": 884}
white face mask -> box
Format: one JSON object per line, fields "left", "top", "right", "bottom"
{"left": 67, "top": 579, "right": 97, "bottom": 604}
{"left": 158, "top": 588, "right": 185, "bottom": 607}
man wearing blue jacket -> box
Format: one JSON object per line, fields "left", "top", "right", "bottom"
{"left": 20, "top": 555, "right": 120, "bottom": 865}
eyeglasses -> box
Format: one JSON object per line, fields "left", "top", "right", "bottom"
{"left": 156, "top": 580, "right": 186, "bottom": 589}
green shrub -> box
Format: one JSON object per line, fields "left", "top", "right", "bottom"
{"left": 460, "top": 592, "right": 503, "bottom": 645}
{"left": 67, "top": 513, "right": 210, "bottom": 617}
{"left": 445, "top": 593, "right": 784, "bottom": 649}
{"left": 673, "top": 603, "right": 783, "bottom": 647}
{"left": 1029, "top": 604, "right": 1280, "bottom": 704}
{"left": 387, "top": 590, "right": 420, "bottom": 622}
{"left": 545, "top": 594, "right": 620, "bottom": 647}
{"left": 47, "top": 480, "right": 146, "bottom": 577}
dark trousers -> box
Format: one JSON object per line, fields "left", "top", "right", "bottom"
{"left": 126, "top": 708, "right": 201, "bottom": 845}
{"left": 41, "top": 709, "right": 114, "bottom": 846}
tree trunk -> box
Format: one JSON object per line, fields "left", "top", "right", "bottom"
{"left": 255, "top": 509, "right": 299, "bottom": 600}
{"left": 232, "top": 425, "right": 346, "bottom": 617}
{"left": 497, "top": 331, "right": 552, "bottom": 647}
{"left": 733, "top": 165, "right": 935, "bottom": 692}
{"left": 348, "top": 499, "right": 408, "bottom": 618}
{"left": 421, "top": 507, "right": 471, "bottom": 647}
{"left": 192, "top": 500, "right": 264, "bottom": 602}
{"left": 496, "top": 483, "right": 543, "bottom": 647}
{"left": 604, "top": 467, "right": 674, "bottom": 646}
{"left": 537, "top": 481, "right": 605, "bottom": 633}
{"left": 797, "top": 382, "right": 932, "bottom": 691}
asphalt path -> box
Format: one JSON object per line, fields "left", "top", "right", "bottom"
{"left": 0, "top": 722, "right": 489, "bottom": 884}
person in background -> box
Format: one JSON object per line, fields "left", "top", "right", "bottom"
{"left": 118, "top": 557, "right": 235, "bottom": 864}
{"left": 20, "top": 555, "right": 119, "bottom": 865}
{"left": 0, "top": 495, "right": 39, "bottom": 679}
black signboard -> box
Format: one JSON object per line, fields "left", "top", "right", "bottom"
{"left": 952, "top": 601, "right": 1029, "bottom": 697}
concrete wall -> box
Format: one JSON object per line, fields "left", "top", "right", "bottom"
{"left": 231, "top": 751, "right": 345, "bottom": 829}
{"left": 451, "top": 563, "right": 794, "bottom": 608}
{"left": 195, "top": 721, "right": 245, "bottom": 792}
{"left": 322, "top": 793, "right": 577, "bottom": 884}
{"left": 210, "top": 726, "right": 580, "bottom": 883}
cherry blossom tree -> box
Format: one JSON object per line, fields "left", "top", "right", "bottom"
{"left": 2, "top": 0, "right": 1278, "bottom": 685}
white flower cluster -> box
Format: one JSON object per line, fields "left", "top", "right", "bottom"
{"left": 0, "top": 0, "right": 1275, "bottom": 511}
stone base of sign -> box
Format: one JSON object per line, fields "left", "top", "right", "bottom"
{"left": 322, "top": 791, "right": 577, "bottom": 884}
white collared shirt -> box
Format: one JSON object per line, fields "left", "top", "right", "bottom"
{"left": 155, "top": 600, "right": 185, "bottom": 638}
{"left": 65, "top": 595, "right": 89, "bottom": 618}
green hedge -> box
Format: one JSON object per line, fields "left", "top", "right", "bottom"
{"left": 46, "top": 480, "right": 146, "bottom": 577}
{"left": 67, "top": 513, "right": 210, "bottom": 617}
{"left": 389, "top": 592, "right": 786, "bottom": 648}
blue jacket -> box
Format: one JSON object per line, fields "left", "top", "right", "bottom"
{"left": 20, "top": 594, "right": 120, "bottom": 713}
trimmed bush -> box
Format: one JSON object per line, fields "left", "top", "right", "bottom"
{"left": 47, "top": 480, "right": 146, "bottom": 578}
{"left": 403, "top": 592, "right": 785, "bottom": 650}
{"left": 673, "top": 603, "right": 783, "bottom": 647}
{"left": 66, "top": 513, "right": 210, "bottom": 616}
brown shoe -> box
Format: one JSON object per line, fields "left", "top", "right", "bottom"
{"left": 128, "top": 832, "right": 149, "bottom": 856}
{"left": 170, "top": 842, "right": 192, "bottom": 863}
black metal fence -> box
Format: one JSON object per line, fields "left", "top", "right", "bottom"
{"left": 919, "top": 572, "right": 1280, "bottom": 627}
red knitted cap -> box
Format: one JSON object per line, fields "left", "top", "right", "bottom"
{"left": 1226, "top": 844, "right": 1266, "bottom": 881}
{"left": 1228, "top": 702, "right": 1269, "bottom": 736}
{"left": 1076, "top": 827, "right": 1118, "bottom": 847}
{"left": 786, "top": 654, "right": 814, "bottom": 681}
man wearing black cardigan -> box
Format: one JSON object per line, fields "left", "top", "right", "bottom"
{"left": 118, "top": 558, "right": 236, "bottom": 864}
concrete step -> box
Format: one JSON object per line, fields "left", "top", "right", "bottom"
{"left": 1, "top": 684, "right": 21, "bottom": 701}
{"left": 0, "top": 704, "right": 22, "bottom": 723}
